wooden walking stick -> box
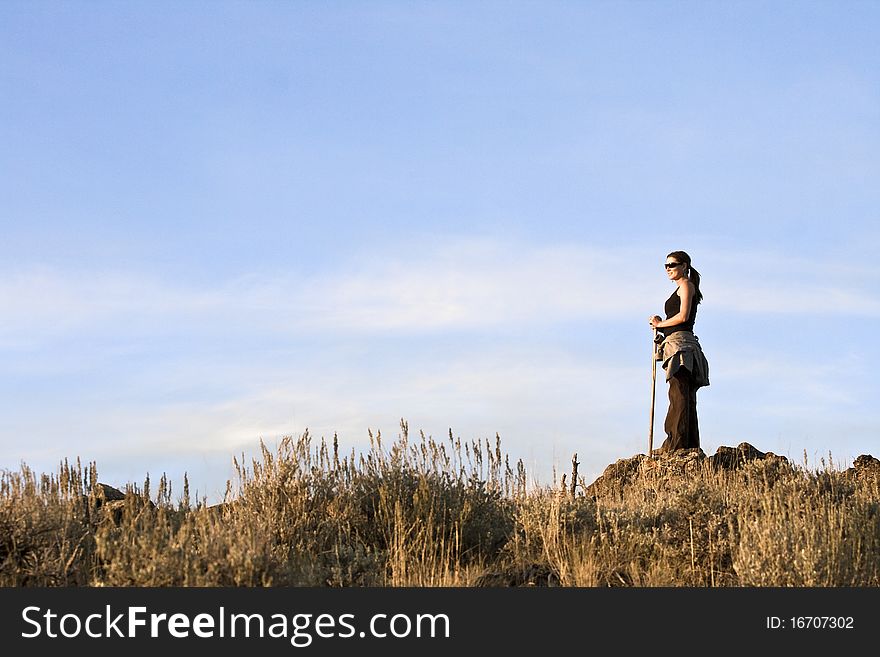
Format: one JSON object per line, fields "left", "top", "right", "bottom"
{"left": 649, "top": 327, "right": 658, "bottom": 456}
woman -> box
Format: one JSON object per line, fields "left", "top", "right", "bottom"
{"left": 649, "top": 251, "right": 709, "bottom": 453}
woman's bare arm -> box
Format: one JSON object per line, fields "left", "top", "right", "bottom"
{"left": 650, "top": 282, "right": 693, "bottom": 329}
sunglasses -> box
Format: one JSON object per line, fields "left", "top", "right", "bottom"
{"left": 664, "top": 262, "right": 684, "bottom": 269}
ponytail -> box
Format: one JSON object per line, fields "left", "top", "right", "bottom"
{"left": 688, "top": 266, "right": 703, "bottom": 305}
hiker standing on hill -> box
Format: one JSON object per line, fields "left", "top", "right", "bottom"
{"left": 649, "top": 251, "right": 709, "bottom": 452}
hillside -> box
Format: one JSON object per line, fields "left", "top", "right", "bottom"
{"left": 2, "top": 429, "right": 878, "bottom": 586}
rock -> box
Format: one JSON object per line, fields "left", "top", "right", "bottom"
{"left": 583, "top": 442, "right": 791, "bottom": 498}
{"left": 87, "top": 483, "right": 156, "bottom": 525}
{"left": 206, "top": 502, "right": 232, "bottom": 517}
{"left": 98, "top": 497, "right": 157, "bottom": 525}
{"left": 584, "top": 448, "right": 708, "bottom": 498}
{"left": 644, "top": 447, "right": 706, "bottom": 476}
{"left": 845, "top": 454, "right": 880, "bottom": 486}
{"left": 101, "top": 500, "right": 128, "bottom": 525}
{"left": 708, "top": 442, "right": 789, "bottom": 471}
{"left": 94, "top": 482, "right": 126, "bottom": 503}
{"left": 853, "top": 454, "right": 880, "bottom": 471}
{"left": 582, "top": 453, "right": 649, "bottom": 498}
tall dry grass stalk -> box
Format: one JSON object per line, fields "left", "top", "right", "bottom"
{"left": 2, "top": 426, "right": 878, "bottom": 586}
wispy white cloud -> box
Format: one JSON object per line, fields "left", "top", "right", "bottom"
{"left": 297, "top": 240, "right": 655, "bottom": 331}
{"left": 5, "top": 239, "right": 880, "bottom": 349}
{"left": 0, "top": 240, "right": 654, "bottom": 342}
{"left": 0, "top": 266, "right": 230, "bottom": 340}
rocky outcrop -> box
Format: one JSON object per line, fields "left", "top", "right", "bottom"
{"left": 93, "top": 482, "right": 126, "bottom": 503}
{"left": 90, "top": 482, "right": 155, "bottom": 524}
{"left": 582, "top": 452, "right": 652, "bottom": 499}
{"left": 708, "top": 443, "right": 788, "bottom": 470}
{"left": 844, "top": 454, "right": 880, "bottom": 486}
{"left": 206, "top": 501, "right": 232, "bottom": 517}
{"left": 583, "top": 443, "right": 791, "bottom": 498}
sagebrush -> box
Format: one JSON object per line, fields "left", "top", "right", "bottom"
{"left": 2, "top": 424, "right": 878, "bottom": 586}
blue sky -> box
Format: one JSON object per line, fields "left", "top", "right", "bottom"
{"left": 2, "top": 1, "right": 878, "bottom": 503}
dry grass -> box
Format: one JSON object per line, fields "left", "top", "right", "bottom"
{"left": 2, "top": 424, "right": 878, "bottom": 586}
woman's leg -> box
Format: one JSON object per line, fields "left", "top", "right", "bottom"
{"left": 662, "top": 369, "right": 698, "bottom": 451}
{"left": 687, "top": 379, "right": 700, "bottom": 449}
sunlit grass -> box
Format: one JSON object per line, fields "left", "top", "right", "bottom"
{"left": 2, "top": 422, "right": 878, "bottom": 586}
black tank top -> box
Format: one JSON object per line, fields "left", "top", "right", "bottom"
{"left": 664, "top": 287, "right": 697, "bottom": 334}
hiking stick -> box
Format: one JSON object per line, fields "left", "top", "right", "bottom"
{"left": 649, "top": 328, "right": 658, "bottom": 456}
